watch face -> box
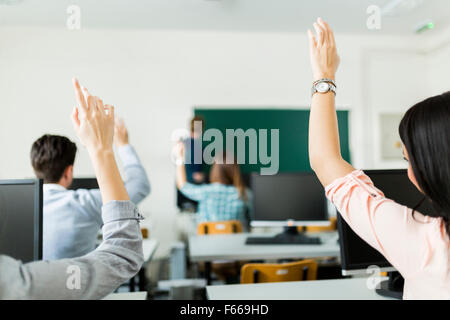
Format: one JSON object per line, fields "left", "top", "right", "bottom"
{"left": 316, "top": 82, "right": 330, "bottom": 92}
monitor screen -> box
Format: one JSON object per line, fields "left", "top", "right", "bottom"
{"left": 250, "top": 172, "right": 329, "bottom": 226}
{"left": 0, "top": 179, "right": 43, "bottom": 263}
{"left": 69, "top": 178, "right": 99, "bottom": 190}
{"left": 338, "top": 169, "right": 435, "bottom": 275}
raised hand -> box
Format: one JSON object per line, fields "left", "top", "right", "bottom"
{"left": 71, "top": 77, "right": 129, "bottom": 203}
{"left": 307, "top": 17, "right": 340, "bottom": 81}
{"left": 172, "top": 141, "right": 185, "bottom": 164}
{"left": 307, "top": 19, "right": 355, "bottom": 187}
{"left": 71, "top": 78, "right": 115, "bottom": 154}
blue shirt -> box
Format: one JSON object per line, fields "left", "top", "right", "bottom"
{"left": 183, "top": 137, "right": 204, "bottom": 183}
{"left": 180, "top": 182, "right": 250, "bottom": 223}
{"left": 42, "top": 145, "right": 150, "bottom": 260}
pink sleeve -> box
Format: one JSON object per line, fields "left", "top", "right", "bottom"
{"left": 325, "top": 170, "right": 433, "bottom": 278}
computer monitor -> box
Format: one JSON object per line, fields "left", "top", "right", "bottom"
{"left": 246, "top": 172, "right": 329, "bottom": 245}
{"left": 69, "top": 177, "right": 99, "bottom": 190}
{"left": 0, "top": 179, "right": 43, "bottom": 263}
{"left": 250, "top": 172, "right": 329, "bottom": 227}
{"left": 337, "top": 169, "right": 435, "bottom": 298}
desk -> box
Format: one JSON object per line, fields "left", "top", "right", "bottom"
{"left": 189, "top": 232, "right": 339, "bottom": 284}
{"left": 207, "top": 277, "right": 394, "bottom": 300}
{"left": 130, "top": 239, "right": 159, "bottom": 292}
{"left": 103, "top": 292, "right": 147, "bottom": 300}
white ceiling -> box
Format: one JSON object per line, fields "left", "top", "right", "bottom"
{"left": 0, "top": 0, "right": 449, "bottom": 35}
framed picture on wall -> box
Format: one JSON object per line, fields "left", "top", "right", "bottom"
{"left": 379, "top": 113, "right": 404, "bottom": 161}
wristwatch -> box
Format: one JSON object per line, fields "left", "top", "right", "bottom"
{"left": 311, "top": 79, "right": 336, "bottom": 97}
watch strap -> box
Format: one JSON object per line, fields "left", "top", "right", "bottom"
{"left": 313, "top": 78, "right": 337, "bottom": 88}
{"left": 311, "top": 79, "right": 337, "bottom": 97}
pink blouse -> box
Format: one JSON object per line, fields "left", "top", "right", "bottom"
{"left": 325, "top": 170, "right": 449, "bottom": 300}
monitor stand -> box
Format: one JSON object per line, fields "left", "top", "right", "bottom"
{"left": 375, "top": 271, "right": 404, "bottom": 300}
{"left": 245, "top": 226, "right": 321, "bottom": 245}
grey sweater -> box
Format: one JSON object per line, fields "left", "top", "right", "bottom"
{"left": 0, "top": 201, "right": 144, "bottom": 299}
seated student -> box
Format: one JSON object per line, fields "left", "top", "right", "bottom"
{"left": 30, "top": 118, "right": 150, "bottom": 260}
{"left": 0, "top": 78, "right": 143, "bottom": 299}
{"left": 174, "top": 145, "right": 250, "bottom": 227}
{"left": 307, "top": 18, "right": 449, "bottom": 299}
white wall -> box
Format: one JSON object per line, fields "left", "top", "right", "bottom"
{"left": 0, "top": 26, "right": 442, "bottom": 257}
{"left": 425, "top": 25, "right": 450, "bottom": 95}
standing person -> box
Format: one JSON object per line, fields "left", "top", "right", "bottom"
{"left": 184, "top": 115, "right": 206, "bottom": 184}
{"left": 174, "top": 144, "right": 250, "bottom": 227}
{"left": 307, "top": 18, "right": 449, "bottom": 299}
{"left": 31, "top": 120, "right": 150, "bottom": 260}
{"left": 0, "top": 78, "right": 144, "bottom": 299}
{"left": 176, "top": 116, "right": 206, "bottom": 212}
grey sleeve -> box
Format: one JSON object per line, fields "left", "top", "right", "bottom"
{"left": 117, "top": 145, "right": 151, "bottom": 205}
{"left": 0, "top": 201, "right": 144, "bottom": 300}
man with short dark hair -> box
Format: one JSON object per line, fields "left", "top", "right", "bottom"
{"left": 30, "top": 119, "right": 150, "bottom": 260}
{"left": 31, "top": 135, "right": 78, "bottom": 186}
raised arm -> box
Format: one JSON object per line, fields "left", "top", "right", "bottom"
{"left": 114, "top": 118, "right": 151, "bottom": 204}
{"left": 307, "top": 18, "right": 355, "bottom": 186}
{"left": 0, "top": 79, "right": 143, "bottom": 299}
{"left": 174, "top": 141, "right": 188, "bottom": 189}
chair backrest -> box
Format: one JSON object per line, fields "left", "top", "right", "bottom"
{"left": 197, "top": 220, "right": 243, "bottom": 235}
{"left": 301, "top": 216, "right": 338, "bottom": 233}
{"left": 240, "top": 260, "right": 318, "bottom": 284}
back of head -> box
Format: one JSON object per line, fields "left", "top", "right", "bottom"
{"left": 399, "top": 92, "right": 450, "bottom": 236}
{"left": 190, "top": 115, "right": 205, "bottom": 136}
{"left": 209, "top": 153, "right": 247, "bottom": 201}
{"left": 30, "top": 134, "right": 77, "bottom": 183}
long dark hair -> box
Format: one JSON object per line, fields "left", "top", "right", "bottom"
{"left": 399, "top": 92, "right": 450, "bottom": 238}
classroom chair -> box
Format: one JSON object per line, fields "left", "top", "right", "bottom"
{"left": 196, "top": 220, "right": 244, "bottom": 283}
{"left": 197, "top": 220, "right": 243, "bottom": 235}
{"left": 240, "top": 260, "right": 318, "bottom": 284}
{"left": 141, "top": 227, "right": 149, "bottom": 239}
{"left": 300, "top": 216, "right": 338, "bottom": 233}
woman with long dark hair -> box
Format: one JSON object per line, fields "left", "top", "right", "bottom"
{"left": 307, "top": 18, "right": 449, "bottom": 299}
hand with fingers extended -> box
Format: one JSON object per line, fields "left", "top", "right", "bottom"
{"left": 307, "top": 17, "right": 340, "bottom": 81}
{"left": 172, "top": 141, "right": 185, "bottom": 165}
{"left": 114, "top": 118, "right": 129, "bottom": 148}
{"left": 71, "top": 77, "right": 129, "bottom": 203}
{"left": 71, "top": 78, "right": 115, "bottom": 154}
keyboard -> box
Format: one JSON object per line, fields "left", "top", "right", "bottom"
{"left": 245, "top": 235, "right": 322, "bottom": 245}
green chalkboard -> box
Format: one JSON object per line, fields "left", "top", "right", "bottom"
{"left": 194, "top": 108, "right": 351, "bottom": 173}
